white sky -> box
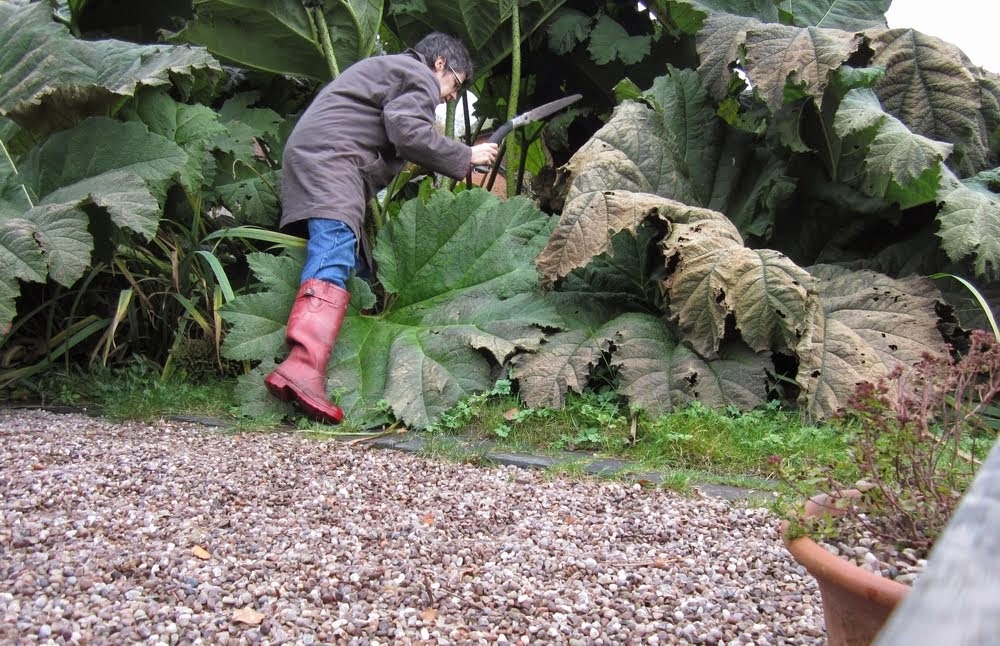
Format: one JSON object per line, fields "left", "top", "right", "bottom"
{"left": 885, "top": 0, "right": 998, "bottom": 72}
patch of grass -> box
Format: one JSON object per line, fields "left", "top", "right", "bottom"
{"left": 418, "top": 435, "right": 494, "bottom": 466}
{"left": 543, "top": 459, "right": 591, "bottom": 480}
{"left": 16, "top": 357, "right": 240, "bottom": 423}
{"left": 228, "top": 414, "right": 287, "bottom": 434}
{"left": 630, "top": 401, "right": 848, "bottom": 478}
{"left": 653, "top": 472, "right": 695, "bottom": 495}
{"left": 430, "top": 382, "right": 637, "bottom": 456}
{"left": 431, "top": 385, "right": 848, "bottom": 481}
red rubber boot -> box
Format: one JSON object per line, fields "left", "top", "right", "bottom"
{"left": 264, "top": 279, "right": 349, "bottom": 424}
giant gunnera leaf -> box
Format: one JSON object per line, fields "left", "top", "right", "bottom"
{"left": 533, "top": 210, "right": 777, "bottom": 413}
{"left": 170, "top": 0, "right": 383, "bottom": 81}
{"left": 870, "top": 28, "right": 996, "bottom": 176}
{"left": 936, "top": 166, "right": 1000, "bottom": 281}
{"left": 609, "top": 312, "right": 769, "bottom": 414}
{"left": 833, "top": 88, "right": 953, "bottom": 205}
{"left": 222, "top": 189, "right": 562, "bottom": 429}
{"left": 742, "top": 24, "right": 862, "bottom": 112}
{"left": 661, "top": 214, "right": 819, "bottom": 357}
{"left": 781, "top": 0, "right": 889, "bottom": 31}
{"left": 536, "top": 73, "right": 793, "bottom": 279}
{"left": 696, "top": 13, "right": 862, "bottom": 110}
{"left": 795, "top": 265, "right": 950, "bottom": 419}
{"left": 535, "top": 57, "right": 960, "bottom": 420}
{"left": 0, "top": 117, "right": 188, "bottom": 334}
{"left": 0, "top": 1, "right": 222, "bottom": 137}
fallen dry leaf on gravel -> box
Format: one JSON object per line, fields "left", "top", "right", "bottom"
{"left": 192, "top": 545, "right": 211, "bottom": 560}
{"left": 232, "top": 607, "right": 265, "bottom": 626}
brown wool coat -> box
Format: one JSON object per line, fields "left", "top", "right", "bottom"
{"left": 280, "top": 50, "right": 472, "bottom": 265}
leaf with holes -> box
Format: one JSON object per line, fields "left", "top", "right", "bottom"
{"left": 795, "top": 265, "right": 950, "bottom": 418}
{"left": 610, "top": 312, "right": 769, "bottom": 414}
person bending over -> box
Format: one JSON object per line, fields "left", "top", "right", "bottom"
{"left": 265, "top": 32, "right": 498, "bottom": 423}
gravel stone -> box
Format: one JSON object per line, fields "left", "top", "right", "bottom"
{"left": 1, "top": 409, "right": 825, "bottom": 643}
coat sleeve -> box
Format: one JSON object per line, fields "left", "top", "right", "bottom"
{"left": 382, "top": 75, "right": 472, "bottom": 180}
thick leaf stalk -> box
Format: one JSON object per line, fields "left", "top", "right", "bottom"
{"left": 308, "top": 5, "right": 340, "bottom": 79}
{"left": 505, "top": 0, "right": 522, "bottom": 197}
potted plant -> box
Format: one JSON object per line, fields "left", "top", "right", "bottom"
{"left": 775, "top": 328, "right": 1000, "bottom": 646}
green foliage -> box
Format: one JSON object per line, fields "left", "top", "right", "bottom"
{"left": 546, "top": 8, "right": 591, "bottom": 54}
{"left": 169, "top": 0, "right": 384, "bottom": 81}
{"left": 780, "top": 0, "right": 891, "bottom": 30}
{"left": 3, "top": 0, "right": 997, "bottom": 441}
{"left": 0, "top": 1, "right": 288, "bottom": 387}
{"left": 0, "top": 2, "right": 222, "bottom": 136}
{"left": 427, "top": 379, "right": 516, "bottom": 435}
{"left": 587, "top": 15, "right": 654, "bottom": 66}
{"left": 833, "top": 89, "right": 954, "bottom": 203}
{"left": 532, "top": 3, "right": 999, "bottom": 421}
{"left": 385, "top": 0, "right": 568, "bottom": 77}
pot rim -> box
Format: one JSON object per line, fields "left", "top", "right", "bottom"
{"left": 780, "top": 519, "right": 909, "bottom": 605}
{"left": 779, "top": 489, "right": 911, "bottom": 605}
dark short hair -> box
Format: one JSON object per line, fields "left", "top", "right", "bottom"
{"left": 413, "top": 32, "right": 473, "bottom": 80}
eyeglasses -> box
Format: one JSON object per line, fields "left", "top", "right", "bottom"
{"left": 447, "top": 64, "right": 467, "bottom": 92}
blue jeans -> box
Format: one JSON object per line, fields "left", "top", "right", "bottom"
{"left": 300, "top": 219, "right": 369, "bottom": 288}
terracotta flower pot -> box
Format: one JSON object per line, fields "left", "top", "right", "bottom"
{"left": 780, "top": 492, "right": 911, "bottom": 646}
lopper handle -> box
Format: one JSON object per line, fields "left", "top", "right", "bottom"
{"left": 470, "top": 120, "right": 515, "bottom": 173}
{"left": 487, "top": 120, "right": 515, "bottom": 145}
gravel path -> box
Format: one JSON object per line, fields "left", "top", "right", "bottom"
{"left": 1, "top": 409, "right": 825, "bottom": 644}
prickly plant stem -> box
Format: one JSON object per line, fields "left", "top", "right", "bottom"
{"left": 505, "top": 0, "right": 522, "bottom": 197}
{"left": 309, "top": 6, "right": 340, "bottom": 79}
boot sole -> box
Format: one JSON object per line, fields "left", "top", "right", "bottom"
{"left": 264, "top": 372, "right": 344, "bottom": 424}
